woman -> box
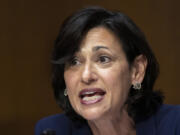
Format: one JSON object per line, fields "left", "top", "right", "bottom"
{"left": 35, "top": 7, "right": 180, "bottom": 135}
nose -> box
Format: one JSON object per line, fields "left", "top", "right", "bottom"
{"left": 81, "top": 63, "right": 97, "bottom": 84}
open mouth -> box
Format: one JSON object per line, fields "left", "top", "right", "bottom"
{"left": 79, "top": 88, "right": 106, "bottom": 105}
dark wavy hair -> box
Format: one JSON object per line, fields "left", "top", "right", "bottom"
{"left": 51, "top": 6, "right": 164, "bottom": 123}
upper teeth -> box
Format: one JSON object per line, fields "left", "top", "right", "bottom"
{"left": 84, "top": 91, "right": 95, "bottom": 95}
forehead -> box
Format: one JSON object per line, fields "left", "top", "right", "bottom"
{"left": 78, "top": 27, "right": 123, "bottom": 53}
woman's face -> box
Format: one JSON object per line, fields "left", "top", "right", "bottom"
{"left": 64, "top": 27, "right": 135, "bottom": 121}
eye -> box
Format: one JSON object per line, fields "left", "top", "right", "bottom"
{"left": 69, "top": 57, "right": 81, "bottom": 66}
{"left": 98, "top": 56, "right": 111, "bottom": 63}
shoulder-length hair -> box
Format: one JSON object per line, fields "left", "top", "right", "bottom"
{"left": 51, "top": 6, "right": 163, "bottom": 123}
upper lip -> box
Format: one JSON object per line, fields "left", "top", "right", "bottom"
{"left": 79, "top": 88, "right": 106, "bottom": 98}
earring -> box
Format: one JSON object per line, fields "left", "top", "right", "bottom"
{"left": 133, "top": 83, "right": 141, "bottom": 90}
{"left": 64, "top": 88, "right": 68, "bottom": 96}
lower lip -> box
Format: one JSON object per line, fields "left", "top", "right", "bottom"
{"left": 80, "top": 95, "right": 104, "bottom": 105}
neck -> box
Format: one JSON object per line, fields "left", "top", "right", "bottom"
{"left": 87, "top": 108, "right": 136, "bottom": 135}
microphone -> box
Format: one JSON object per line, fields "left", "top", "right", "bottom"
{"left": 41, "top": 129, "right": 56, "bottom": 135}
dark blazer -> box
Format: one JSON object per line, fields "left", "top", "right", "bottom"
{"left": 35, "top": 104, "right": 180, "bottom": 135}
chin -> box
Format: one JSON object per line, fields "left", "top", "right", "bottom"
{"left": 78, "top": 106, "right": 108, "bottom": 121}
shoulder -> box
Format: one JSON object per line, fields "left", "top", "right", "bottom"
{"left": 154, "top": 104, "right": 180, "bottom": 134}
{"left": 136, "top": 104, "right": 180, "bottom": 135}
{"left": 155, "top": 104, "right": 180, "bottom": 123}
{"left": 35, "top": 113, "right": 73, "bottom": 135}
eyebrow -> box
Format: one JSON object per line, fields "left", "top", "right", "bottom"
{"left": 92, "top": 46, "right": 109, "bottom": 51}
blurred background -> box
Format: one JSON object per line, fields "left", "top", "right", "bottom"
{"left": 1, "top": 0, "right": 179, "bottom": 134}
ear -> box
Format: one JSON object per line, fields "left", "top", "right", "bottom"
{"left": 131, "top": 55, "right": 147, "bottom": 85}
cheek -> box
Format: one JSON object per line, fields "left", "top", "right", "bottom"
{"left": 64, "top": 71, "right": 80, "bottom": 104}
{"left": 100, "top": 65, "right": 131, "bottom": 88}
{"left": 64, "top": 71, "right": 80, "bottom": 110}
{"left": 64, "top": 71, "right": 77, "bottom": 89}
{"left": 100, "top": 65, "right": 131, "bottom": 101}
